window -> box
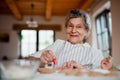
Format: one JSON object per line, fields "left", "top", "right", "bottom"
{"left": 21, "top": 30, "right": 36, "bottom": 57}
{"left": 95, "top": 9, "right": 112, "bottom": 57}
{"left": 20, "top": 30, "right": 54, "bottom": 57}
{"left": 38, "top": 30, "right": 54, "bottom": 50}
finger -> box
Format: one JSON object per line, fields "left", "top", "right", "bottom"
{"left": 102, "top": 62, "right": 110, "bottom": 66}
{"left": 68, "top": 62, "right": 76, "bottom": 69}
{"left": 101, "top": 60, "right": 109, "bottom": 67}
{"left": 102, "top": 60, "right": 110, "bottom": 64}
{"left": 62, "top": 62, "right": 68, "bottom": 69}
{"left": 71, "top": 63, "right": 78, "bottom": 69}
{"left": 48, "top": 50, "right": 56, "bottom": 59}
{"left": 41, "top": 53, "right": 50, "bottom": 63}
{"left": 67, "top": 62, "right": 71, "bottom": 68}
{"left": 43, "top": 56, "right": 51, "bottom": 63}
{"left": 68, "top": 61, "right": 78, "bottom": 69}
{"left": 72, "top": 63, "right": 81, "bottom": 69}
{"left": 40, "top": 57, "right": 48, "bottom": 64}
{"left": 62, "top": 63, "right": 67, "bottom": 68}
{"left": 102, "top": 61, "right": 111, "bottom": 68}
{"left": 101, "top": 62, "right": 111, "bottom": 70}
{"left": 42, "top": 50, "right": 53, "bottom": 61}
{"left": 45, "top": 52, "right": 53, "bottom": 61}
{"left": 69, "top": 63, "right": 75, "bottom": 69}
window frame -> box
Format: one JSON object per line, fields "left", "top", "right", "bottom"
{"left": 19, "top": 30, "right": 55, "bottom": 57}
{"left": 95, "top": 9, "right": 112, "bottom": 56}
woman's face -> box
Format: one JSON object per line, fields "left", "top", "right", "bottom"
{"left": 66, "top": 17, "right": 87, "bottom": 44}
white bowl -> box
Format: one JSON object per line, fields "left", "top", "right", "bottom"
{"left": 0, "top": 59, "right": 40, "bottom": 80}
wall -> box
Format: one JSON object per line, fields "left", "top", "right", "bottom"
{"left": 111, "top": 0, "right": 120, "bottom": 66}
{"left": 0, "top": 15, "right": 66, "bottom": 59}
{"left": 0, "top": 15, "right": 19, "bottom": 59}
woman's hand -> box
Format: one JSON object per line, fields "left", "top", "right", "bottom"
{"left": 40, "top": 50, "right": 56, "bottom": 64}
{"left": 101, "top": 57, "right": 112, "bottom": 70}
{"left": 61, "top": 60, "right": 84, "bottom": 69}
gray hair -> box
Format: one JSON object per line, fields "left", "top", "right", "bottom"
{"left": 65, "top": 9, "right": 91, "bottom": 43}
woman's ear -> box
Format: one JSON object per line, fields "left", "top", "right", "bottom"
{"left": 86, "top": 29, "right": 90, "bottom": 38}
{"left": 84, "top": 30, "right": 88, "bottom": 38}
{"left": 83, "top": 30, "right": 90, "bottom": 43}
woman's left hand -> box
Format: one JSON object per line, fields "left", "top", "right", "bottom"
{"left": 101, "top": 57, "right": 112, "bottom": 70}
{"left": 61, "top": 60, "right": 84, "bottom": 69}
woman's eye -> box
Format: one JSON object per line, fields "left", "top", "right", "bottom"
{"left": 77, "top": 26, "right": 82, "bottom": 28}
{"left": 67, "top": 25, "right": 73, "bottom": 28}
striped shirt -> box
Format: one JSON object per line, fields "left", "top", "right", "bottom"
{"left": 31, "top": 39, "right": 104, "bottom": 69}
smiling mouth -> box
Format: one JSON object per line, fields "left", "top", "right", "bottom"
{"left": 70, "top": 35, "right": 78, "bottom": 37}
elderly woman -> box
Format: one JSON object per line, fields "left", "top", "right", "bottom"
{"left": 30, "top": 9, "right": 111, "bottom": 70}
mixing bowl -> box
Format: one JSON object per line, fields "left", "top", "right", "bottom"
{"left": 0, "top": 59, "right": 40, "bottom": 80}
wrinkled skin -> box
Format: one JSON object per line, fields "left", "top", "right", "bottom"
{"left": 101, "top": 58, "right": 112, "bottom": 70}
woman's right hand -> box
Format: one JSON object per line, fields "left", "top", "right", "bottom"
{"left": 40, "top": 50, "right": 56, "bottom": 64}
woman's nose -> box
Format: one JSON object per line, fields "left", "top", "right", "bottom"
{"left": 72, "top": 27, "right": 77, "bottom": 32}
